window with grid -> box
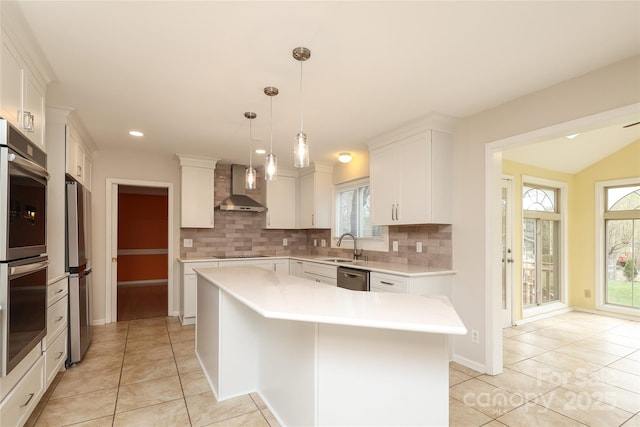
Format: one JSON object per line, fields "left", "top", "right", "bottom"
{"left": 604, "top": 184, "right": 640, "bottom": 308}
{"left": 522, "top": 183, "right": 561, "bottom": 307}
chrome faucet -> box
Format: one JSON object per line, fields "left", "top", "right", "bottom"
{"left": 337, "top": 232, "right": 364, "bottom": 261}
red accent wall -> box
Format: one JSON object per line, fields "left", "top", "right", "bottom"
{"left": 117, "top": 193, "right": 168, "bottom": 282}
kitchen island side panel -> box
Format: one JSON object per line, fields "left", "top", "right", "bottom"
{"left": 258, "top": 317, "right": 317, "bottom": 427}
{"left": 317, "top": 324, "right": 449, "bottom": 426}
{"left": 196, "top": 277, "right": 259, "bottom": 400}
{"left": 195, "top": 277, "right": 221, "bottom": 398}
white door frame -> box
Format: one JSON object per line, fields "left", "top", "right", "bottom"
{"left": 484, "top": 102, "right": 640, "bottom": 375}
{"left": 105, "top": 178, "right": 174, "bottom": 324}
{"left": 501, "top": 176, "right": 514, "bottom": 328}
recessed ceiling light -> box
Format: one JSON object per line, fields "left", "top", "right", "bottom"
{"left": 129, "top": 130, "right": 144, "bottom": 137}
{"left": 255, "top": 148, "right": 266, "bottom": 155}
{"left": 565, "top": 134, "right": 579, "bottom": 139}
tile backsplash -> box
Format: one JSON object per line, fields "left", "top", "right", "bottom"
{"left": 180, "top": 164, "right": 452, "bottom": 268}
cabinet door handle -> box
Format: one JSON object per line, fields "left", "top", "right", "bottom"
{"left": 391, "top": 205, "right": 395, "bottom": 221}
{"left": 23, "top": 111, "right": 34, "bottom": 132}
{"left": 56, "top": 315, "right": 64, "bottom": 322}
{"left": 380, "top": 281, "right": 395, "bottom": 286}
{"left": 55, "top": 288, "right": 64, "bottom": 294}
{"left": 311, "top": 214, "right": 315, "bottom": 226}
{"left": 55, "top": 351, "right": 64, "bottom": 360}
{"left": 21, "top": 393, "right": 35, "bottom": 408}
{"left": 395, "top": 204, "right": 399, "bottom": 221}
{"left": 77, "top": 164, "right": 82, "bottom": 177}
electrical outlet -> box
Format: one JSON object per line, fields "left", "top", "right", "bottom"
{"left": 416, "top": 242, "right": 422, "bottom": 253}
{"left": 184, "top": 238, "right": 193, "bottom": 248}
{"left": 321, "top": 239, "right": 327, "bottom": 247}
{"left": 471, "top": 329, "right": 480, "bottom": 344}
{"left": 392, "top": 241, "right": 398, "bottom": 252}
{"left": 584, "top": 289, "right": 592, "bottom": 298}
{"left": 283, "top": 238, "right": 288, "bottom": 246}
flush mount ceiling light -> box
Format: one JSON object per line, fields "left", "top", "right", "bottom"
{"left": 255, "top": 148, "right": 266, "bottom": 155}
{"left": 244, "top": 112, "right": 257, "bottom": 190}
{"left": 338, "top": 152, "right": 352, "bottom": 163}
{"left": 264, "top": 86, "right": 279, "bottom": 181}
{"left": 565, "top": 134, "right": 580, "bottom": 139}
{"left": 129, "top": 130, "right": 144, "bottom": 137}
{"left": 293, "top": 47, "right": 311, "bottom": 168}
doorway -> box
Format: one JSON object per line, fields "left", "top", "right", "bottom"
{"left": 105, "top": 179, "right": 174, "bottom": 324}
{"left": 485, "top": 103, "right": 640, "bottom": 375}
{"left": 116, "top": 185, "right": 169, "bottom": 320}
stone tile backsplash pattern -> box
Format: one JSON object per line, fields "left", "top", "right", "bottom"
{"left": 180, "top": 164, "right": 452, "bottom": 269}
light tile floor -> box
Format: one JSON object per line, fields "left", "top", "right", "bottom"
{"left": 26, "top": 316, "right": 279, "bottom": 427}
{"left": 25, "top": 312, "right": 639, "bottom": 426}
{"left": 450, "top": 311, "right": 640, "bottom": 427}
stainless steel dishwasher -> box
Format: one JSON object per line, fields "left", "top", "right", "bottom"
{"left": 337, "top": 266, "right": 370, "bottom": 291}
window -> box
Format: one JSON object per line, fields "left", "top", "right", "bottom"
{"left": 333, "top": 178, "right": 387, "bottom": 252}
{"left": 522, "top": 183, "right": 562, "bottom": 308}
{"left": 335, "top": 179, "right": 382, "bottom": 239}
{"left": 604, "top": 184, "right": 640, "bottom": 309}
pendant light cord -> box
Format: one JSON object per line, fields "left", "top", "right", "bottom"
{"left": 249, "top": 118, "right": 253, "bottom": 168}
{"left": 269, "top": 96, "right": 274, "bottom": 153}
{"left": 299, "top": 60, "right": 304, "bottom": 133}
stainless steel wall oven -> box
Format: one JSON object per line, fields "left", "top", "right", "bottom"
{"left": 0, "top": 119, "right": 48, "bottom": 261}
{"left": 0, "top": 256, "right": 48, "bottom": 375}
{"left": 0, "top": 118, "right": 49, "bottom": 376}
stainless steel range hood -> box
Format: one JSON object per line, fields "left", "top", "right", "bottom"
{"left": 216, "top": 164, "right": 266, "bottom": 212}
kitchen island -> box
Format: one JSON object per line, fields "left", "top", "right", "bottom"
{"left": 195, "top": 266, "right": 466, "bottom": 427}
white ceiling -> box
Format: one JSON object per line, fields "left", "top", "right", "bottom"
{"left": 15, "top": 1, "right": 640, "bottom": 170}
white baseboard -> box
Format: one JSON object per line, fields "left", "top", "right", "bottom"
{"left": 451, "top": 353, "right": 486, "bottom": 374}
{"left": 573, "top": 307, "right": 640, "bottom": 322}
{"left": 515, "top": 306, "right": 573, "bottom": 325}
{"left": 91, "top": 319, "right": 106, "bottom": 326}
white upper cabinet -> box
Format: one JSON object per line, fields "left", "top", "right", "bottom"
{"left": 265, "top": 169, "right": 298, "bottom": 229}
{"left": 370, "top": 129, "right": 452, "bottom": 225}
{"left": 177, "top": 155, "right": 219, "bottom": 228}
{"left": 298, "top": 162, "right": 333, "bottom": 229}
{"left": 0, "top": 29, "right": 47, "bottom": 149}
{"left": 66, "top": 124, "right": 92, "bottom": 190}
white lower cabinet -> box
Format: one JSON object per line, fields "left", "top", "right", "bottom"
{"left": 301, "top": 261, "right": 337, "bottom": 286}
{"left": 45, "top": 296, "right": 68, "bottom": 349}
{"left": 45, "top": 331, "right": 67, "bottom": 388}
{"left": 289, "top": 259, "right": 304, "bottom": 277}
{"left": 0, "top": 354, "right": 44, "bottom": 427}
{"left": 370, "top": 272, "right": 409, "bottom": 293}
{"left": 370, "top": 271, "right": 453, "bottom": 300}
{"left": 180, "top": 261, "right": 219, "bottom": 325}
{"left": 290, "top": 260, "right": 341, "bottom": 286}
{"left": 44, "top": 275, "right": 68, "bottom": 389}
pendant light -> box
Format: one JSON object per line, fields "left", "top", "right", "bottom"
{"left": 244, "top": 112, "right": 257, "bottom": 189}
{"left": 264, "top": 86, "right": 278, "bottom": 180}
{"left": 292, "top": 47, "right": 311, "bottom": 168}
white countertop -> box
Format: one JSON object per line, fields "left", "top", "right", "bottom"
{"left": 195, "top": 266, "right": 467, "bottom": 335}
{"left": 179, "top": 255, "right": 455, "bottom": 278}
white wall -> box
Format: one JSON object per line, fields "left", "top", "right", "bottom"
{"left": 91, "top": 150, "right": 181, "bottom": 324}
{"left": 452, "top": 55, "right": 640, "bottom": 371}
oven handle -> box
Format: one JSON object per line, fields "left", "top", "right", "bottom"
{"left": 8, "top": 152, "right": 49, "bottom": 181}
{"left": 10, "top": 259, "right": 49, "bottom": 277}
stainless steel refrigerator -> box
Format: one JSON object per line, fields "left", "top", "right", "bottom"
{"left": 66, "top": 179, "right": 93, "bottom": 365}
